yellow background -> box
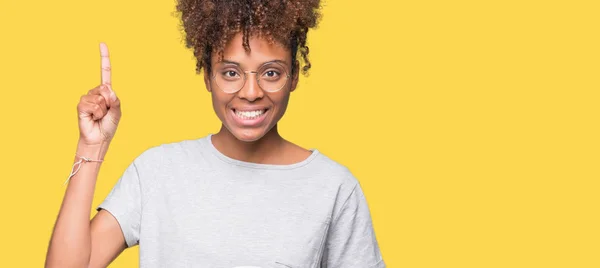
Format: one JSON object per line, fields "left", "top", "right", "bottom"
{"left": 0, "top": 0, "right": 598, "bottom": 267}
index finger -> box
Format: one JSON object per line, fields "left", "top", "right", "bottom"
{"left": 100, "top": 42, "right": 111, "bottom": 85}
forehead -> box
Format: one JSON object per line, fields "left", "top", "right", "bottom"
{"left": 213, "top": 32, "right": 291, "bottom": 65}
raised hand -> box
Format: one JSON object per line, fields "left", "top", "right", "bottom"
{"left": 77, "top": 43, "right": 122, "bottom": 146}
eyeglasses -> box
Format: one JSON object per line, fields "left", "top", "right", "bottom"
{"left": 211, "top": 61, "right": 291, "bottom": 94}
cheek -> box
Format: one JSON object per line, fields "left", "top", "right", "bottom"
{"left": 277, "top": 93, "right": 291, "bottom": 111}
{"left": 211, "top": 93, "right": 230, "bottom": 119}
{"left": 269, "top": 93, "right": 291, "bottom": 120}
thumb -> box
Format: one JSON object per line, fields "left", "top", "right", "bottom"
{"left": 106, "top": 85, "right": 121, "bottom": 116}
{"left": 107, "top": 84, "right": 117, "bottom": 104}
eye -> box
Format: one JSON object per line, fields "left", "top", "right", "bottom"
{"left": 262, "top": 70, "right": 281, "bottom": 80}
{"left": 220, "top": 70, "right": 241, "bottom": 80}
{"left": 224, "top": 71, "right": 238, "bottom": 77}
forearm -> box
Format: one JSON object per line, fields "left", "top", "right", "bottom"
{"left": 46, "top": 140, "right": 110, "bottom": 267}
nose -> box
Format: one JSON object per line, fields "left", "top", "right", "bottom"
{"left": 237, "top": 71, "right": 264, "bottom": 102}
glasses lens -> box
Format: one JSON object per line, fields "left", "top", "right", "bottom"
{"left": 258, "top": 62, "right": 289, "bottom": 92}
{"left": 214, "top": 65, "right": 244, "bottom": 93}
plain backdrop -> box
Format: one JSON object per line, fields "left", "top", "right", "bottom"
{"left": 0, "top": 0, "right": 598, "bottom": 267}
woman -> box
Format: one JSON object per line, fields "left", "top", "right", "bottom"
{"left": 46, "top": 0, "right": 385, "bottom": 267}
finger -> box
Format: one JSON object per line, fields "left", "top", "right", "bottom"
{"left": 88, "top": 85, "right": 115, "bottom": 108}
{"left": 80, "top": 95, "right": 108, "bottom": 120}
{"left": 77, "top": 100, "right": 93, "bottom": 120}
{"left": 100, "top": 42, "right": 112, "bottom": 86}
{"left": 78, "top": 99, "right": 104, "bottom": 120}
{"left": 85, "top": 89, "right": 109, "bottom": 110}
{"left": 89, "top": 97, "right": 108, "bottom": 120}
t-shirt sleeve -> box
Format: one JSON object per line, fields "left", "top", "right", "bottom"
{"left": 96, "top": 159, "right": 143, "bottom": 248}
{"left": 321, "top": 182, "right": 386, "bottom": 268}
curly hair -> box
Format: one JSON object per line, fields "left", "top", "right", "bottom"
{"left": 176, "top": 0, "right": 322, "bottom": 77}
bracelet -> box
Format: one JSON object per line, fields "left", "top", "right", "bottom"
{"left": 64, "top": 154, "right": 104, "bottom": 185}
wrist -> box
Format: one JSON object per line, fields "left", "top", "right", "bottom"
{"left": 76, "top": 140, "right": 110, "bottom": 160}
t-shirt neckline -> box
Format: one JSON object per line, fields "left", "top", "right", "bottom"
{"left": 201, "top": 133, "right": 320, "bottom": 170}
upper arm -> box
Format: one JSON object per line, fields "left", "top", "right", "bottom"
{"left": 88, "top": 209, "right": 127, "bottom": 268}
{"left": 321, "top": 182, "right": 385, "bottom": 268}
{"left": 88, "top": 155, "right": 146, "bottom": 266}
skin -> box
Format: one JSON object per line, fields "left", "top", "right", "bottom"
{"left": 46, "top": 43, "right": 125, "bottom": 268}
{"left": 207, "top": 32, "right": 312, "bottom": 165}
{"left": 46, "top": 33, "right": 312, "bottom": 267}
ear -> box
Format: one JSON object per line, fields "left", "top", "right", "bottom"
{"left": 203, "top": 66, "right": 212, "bottom": 92}
{"left": 290, "top": 60, "right": 300, "bottom": 92}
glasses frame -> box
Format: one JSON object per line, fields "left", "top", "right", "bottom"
{"left": 211, "top": 61, "right": 292, "bottom": 94}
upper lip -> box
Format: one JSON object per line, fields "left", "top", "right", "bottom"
{"left": 232, "top": 107, "right": 269, "bottom": 112}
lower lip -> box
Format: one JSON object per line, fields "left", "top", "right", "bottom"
{"left": 230, "top": 109, "right": 269, "bottom": 127}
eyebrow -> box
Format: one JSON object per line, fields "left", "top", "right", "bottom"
{"left": 219, "top": 59, "right": 288, "bottom": 66}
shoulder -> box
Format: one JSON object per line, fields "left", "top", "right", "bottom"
{"left": 124, "top": 137, "right": 209, "bottom": 195}
{"left": 311, "top": 151, "right": 353, "bottom": 175}
{"left": 309, "top": 150, "right": 360, "bottom": 193}
{"left": 304, "top": 151, "right": 369, "bottom": 223}
{"left": 132, "top": 136, "right": 206, "bottom": 169}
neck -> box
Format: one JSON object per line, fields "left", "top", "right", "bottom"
{"left": 211, "top": 124, "right": 286, "bottom": 164}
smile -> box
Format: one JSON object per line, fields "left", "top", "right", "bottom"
{"left": 234, "top": 109, "right": 267, "bottom": 119}
{"left": 230, "top": 108, "right": 269, "bottom": 127}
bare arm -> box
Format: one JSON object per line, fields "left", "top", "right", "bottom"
{"left": 46, "top": 143, "right": 127, "bottom": 267}
{"left": 45, "top": 43, "right": 126, "bottom": 267}
{"left": 88, "top": 209, "right": 127, "bottom": 267}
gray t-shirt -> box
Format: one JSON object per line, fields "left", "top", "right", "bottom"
{"left": 98, "top": 134, "right": 385, "bottom": 268}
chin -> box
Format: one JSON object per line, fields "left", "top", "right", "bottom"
{"left": 229, "top": 126, "right": 269, "bottom": 143}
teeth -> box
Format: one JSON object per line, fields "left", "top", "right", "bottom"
{"left": 235, "top": 109, "right": 265, "bottom": 119}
